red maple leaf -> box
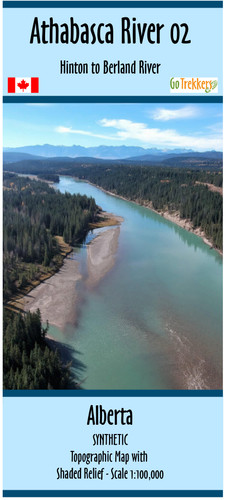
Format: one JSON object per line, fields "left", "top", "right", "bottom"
{"left": 17, "top": 79, "right": 29, "bottom": 92}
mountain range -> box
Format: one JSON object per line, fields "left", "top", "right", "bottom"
{"left": 3, "top": 144, "right": 223, "bottom": 163}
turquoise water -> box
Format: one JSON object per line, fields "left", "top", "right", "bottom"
{"left": 49, "top": 176, "right": 222, "bottom": 390}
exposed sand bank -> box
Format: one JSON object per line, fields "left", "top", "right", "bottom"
{"left": 24, "top": 254, "right": 81, "bottom": 330}
{"left": 23, "top": 222, "right": 121, "bottom": 331}
{"left": 86, "top": 226, "right": 120, "bottom": 287}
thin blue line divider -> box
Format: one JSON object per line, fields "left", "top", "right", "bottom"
{"left": 2, "top": 490, "right": 224, "bottom": 497}
{"left": 3, "top": 389, "right": 223, "bottom": 397}
{"left": 3, "top": 96, "right": 223, "bottom": 104}
{"left": 2, "top": 1, "right": 224, "bottom": 8}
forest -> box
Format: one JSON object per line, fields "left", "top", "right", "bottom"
{"left": 3, "top": 309, "right": 74, "bottom": 389}
{"left": 3, "top": 173, "right": 98, "bottom": 301}
{"left": 79, "top": 165, "right": 222, "bottom": 250}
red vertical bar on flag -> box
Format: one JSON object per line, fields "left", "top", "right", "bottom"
{"left": 31, "top": 78, "right": 39, "bottom": 93}
{"left": 8, "top": 78, "right": 15, "bottom": 93}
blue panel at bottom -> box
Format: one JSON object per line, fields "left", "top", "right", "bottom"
{"left": 3, "top": 489, "right": 223, "bottom": 497}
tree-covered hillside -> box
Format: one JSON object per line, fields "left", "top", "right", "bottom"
{"left": 3, "top": 173, "right": 98, "bottom": 301}
{"left": 79, "top": 165, "right": 222, "bottom": 250}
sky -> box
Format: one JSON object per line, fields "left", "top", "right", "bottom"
{"left": 3, "top": 103, "right": 223, "bottom": 151}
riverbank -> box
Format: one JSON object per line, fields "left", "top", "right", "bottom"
{"left": 23, "top": 214, "right": 122, "bottom": 332}
{"left": 16, "top": 173, "right": 56, "bottom": 187}
{"left": 5, "top": 236, "right": 72, "bottom": 314}
{"left": 5, "top": 202, "right": 122, "bottom": 315}
{"left": 86, "top": 181, "right": 222, "bottom": 256}
{"left": 18, "top": 173, "right": 221, "bottom": 253}
{"left": 24, "top": 254, "right": 82, "bottom": 330}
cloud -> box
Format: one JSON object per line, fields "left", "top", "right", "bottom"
{"left": 55, "top": 125, "right": 118, "bottom": 141}
{"left": 151, "top": 106, "right": 198, "bottom": 121}
{"left": 55, "top": 116, "right": 222, "bottom": 151}
{"left": 100, "top": 118, "right": 222, "bottom": 151}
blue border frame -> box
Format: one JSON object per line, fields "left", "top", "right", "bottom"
{"left": 2, "top": 1, "right": 223, "bottom": 8}
{"left": 3, "top": 389, "right": 223, "bottom": 397}
{"left": 3, "top": 96, "right": 223, "bottom": 103}
{"left": 2, "top": 490, "right": 224, "bottom": 497}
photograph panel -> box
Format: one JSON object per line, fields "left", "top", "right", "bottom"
{"left": 3, "top": 102, "right": 223, "bottom": 390}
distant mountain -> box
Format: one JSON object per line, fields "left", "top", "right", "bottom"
{"left": 127, "top": 150, "right": 223, "bottom": 163}
{"left": 4, "top": 144, "right": 198, "bottom": 160}
{"left": 161, "top": 155, "right": 223, "bottom": 168}
{"left": 3, "top": 146, "right": 222, "bottom": 171}
{"left": 3, "top": 152, "right": 44, "bottom": 163}
{"left": 166, "top": 150, "right": 223, "bottom": 160}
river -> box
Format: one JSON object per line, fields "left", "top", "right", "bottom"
{"left": 48, "top": 176, "right": 222, "bottom": 390}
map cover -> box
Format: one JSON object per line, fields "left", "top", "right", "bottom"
{"left": 2, "top": 0, "right": 223, "bottom": 497}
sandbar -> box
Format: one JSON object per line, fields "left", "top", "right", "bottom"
{"left": 24, "top": 255, "right": 81, "bottom": 330}
{"left": 86, "top": 226, "right": 120, "bottom": 287}
{"left": 23, "top": 225, "right": 121, "bottom": 331}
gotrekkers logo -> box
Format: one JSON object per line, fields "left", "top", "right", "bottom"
{"left": 170, "top": 77, "right": 218, "bottom": 94}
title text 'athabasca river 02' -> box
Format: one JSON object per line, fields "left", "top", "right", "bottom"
{"left": 48, "top": 176, "right": 222, "bottom": 390}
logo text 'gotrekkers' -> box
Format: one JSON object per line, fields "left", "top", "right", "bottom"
{"left": 170, "top": 77, "right": 218, "bottom": 94}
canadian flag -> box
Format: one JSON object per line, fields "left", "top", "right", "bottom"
{"left": 8, "top": 77, "right": 39, "bottom": 94}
